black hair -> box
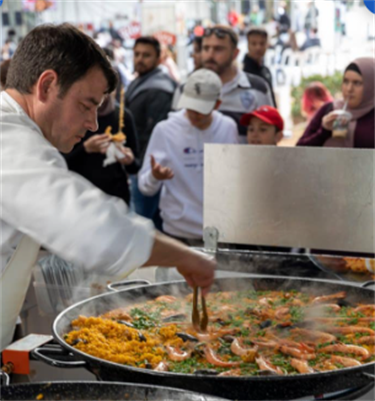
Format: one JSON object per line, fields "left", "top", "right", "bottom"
{"left": 134, "top": 36, "right": 161, "bottom": 58}
{"left": 247, "top": 28, "right": 268, "bottom": 40}
{"left": 5, "top": 23, "right": 118, "bottom": 97}
{"left": 345, "top": 62, "right": 362, "bottom": 76}
{"left": 193, "top": 36, "right": 203, "bottom": 52}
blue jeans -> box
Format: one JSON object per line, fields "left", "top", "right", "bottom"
{"left": 130, "top": 175, "right": 163, "bottom": 231}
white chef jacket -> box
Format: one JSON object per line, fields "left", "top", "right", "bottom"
{"left": 0, "top": 91, "right": 155, "bottom": 277}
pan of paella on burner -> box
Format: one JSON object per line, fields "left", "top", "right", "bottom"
{"left": 32, "top": 276, "right": 375, "bottom": 400}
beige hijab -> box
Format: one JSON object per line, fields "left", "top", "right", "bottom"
{"left": 324, "top": 57, "right": 375, "bottom": 148}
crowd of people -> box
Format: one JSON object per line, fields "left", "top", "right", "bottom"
{"left": 0, "top": 18, "right": 374, "bottom": 348}
{"left": 2, "top": 23, "right": 373, "bottom": 244}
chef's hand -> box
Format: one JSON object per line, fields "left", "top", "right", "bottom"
{"left": 84, "top": 134, "right": 111, "bottom": 154}
{"left": 322, "top": 111, "right": 340, "bottom": 131}
{"left": 176, "top": 250, "right": 216, "bottom": 297}
{"left": 151, "top": 155, "right": 174, "bottom": 180}
{"left": 116, "top": 146, "right": 135, "bottom": 165}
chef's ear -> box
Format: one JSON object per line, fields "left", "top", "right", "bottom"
{"left": 36, "top": 70, "right": 59, "bottom": 102}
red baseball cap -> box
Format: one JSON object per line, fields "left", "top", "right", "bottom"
{"left": 240, "top": 106, "right": 284, "bottom": 131}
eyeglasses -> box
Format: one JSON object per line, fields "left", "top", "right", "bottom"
{"left": 203, "top": 28, "right": 238, "bottom": 47}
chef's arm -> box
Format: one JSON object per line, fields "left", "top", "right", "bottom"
{"left": 142, "top": 231, "right": 216, "bottom": 296}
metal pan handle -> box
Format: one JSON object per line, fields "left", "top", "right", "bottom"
{"left": 0, "top": 370, "right": 10, "bottom": 386}
{"left": 107, "top": 279, "right": 151, "bottom": 292}
{"left": 361, "top": 281, "right": 375, "bottom": 289}
{"left": 362, "top": 372, "right": 375, "bottom": 379}
{"left": 31, "top": 346, "right": 86, "bottom": 369}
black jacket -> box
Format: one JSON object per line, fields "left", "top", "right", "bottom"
{"left": 126, "top": 67, "right": 177, "bottom": 163}
{"left": 243, "top": 54, "right": 277, "bottom": 108}
{"left": 63, "top": 107, "right": 140, "bottom": 205}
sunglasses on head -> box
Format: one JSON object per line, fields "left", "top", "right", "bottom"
{"left": 203, "top": 28, "right": 238, "bottom": 46}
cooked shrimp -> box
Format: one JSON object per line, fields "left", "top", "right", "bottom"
{"left": 319, "top": 344, "right": 370, "bottom": 360}
{"left": 255, "top": 356, "right": 284, "bottom": 375}
{"left": 275, "top": 307, "right": 290, "bottom": 319}
{"left": 278, "top": 339, "right": 315, "bottom": 353}
{"left": 307, "top": 304, "right": 341, "bottom": 313}
{"left": 279, "top": 345, "right": 316, "bottom": 360}
{"left": 218, "top": 368, "right": 242, "bottom": 377}
{"left": 154, "top": 361, "right": 169, "bottom": 371}
{"left": 230, "top": 339, "right": 258, "bottom": 362}
{"left": 353, "top": 305, "right": 375, "bottom": 314}
{"left": 101, "top": 308, "right": 132, "bottom": 321}
{"left": 312, "top": 292, "right": 346, "bottom": 304}
{"left": 251, "top": 339, "right": 278, "bottom": 348}
{"left": 290, "top": 328, "right": 336, "bottom": 344}
{"left": 204, "top": 346, "right": 241, "bottom": 368}
{"left": 326, "top": 326, "right": 375, "bottom": 335}
{"left": 195, "top": 328, "right": 237, "bottom": 342}
{"left": 356, "top": 336, "right": 375, "bottom": 345}
{"left": 165, "top": 345, "right": 192, "bottom": 361}
{"left": 259, "top": 297, "right": 273, "bottom": 306}
{"left": 330, "top": 355, "right": 362, "bottom": 367}
{"left": 290, "top": 358, "right": 315, "bottom": 374}
{"left": 155, "top": 295, "right": 177, "bottom": 303}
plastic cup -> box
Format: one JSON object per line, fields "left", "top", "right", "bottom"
{"left": 332, "top": 110, "right": 352, "bottom": 138}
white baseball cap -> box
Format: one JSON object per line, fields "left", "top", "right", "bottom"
{"left": 177, "top": 69, "right": 222, "bottom": 114}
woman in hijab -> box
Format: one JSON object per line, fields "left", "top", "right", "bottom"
{"left": 297, "top": 57, "right": 374, "bottom": 148}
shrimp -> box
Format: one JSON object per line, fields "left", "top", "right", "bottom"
{"left": 230, "top": 338, "right": 258, "bottom": 357}
{"left": 279, "top": 345, "right": 316, "bottom": 360}
{"left": 326, "top": 326, "right": 375, "bottom": 335}
{"left": 251, "top": 339, "right": 278, "bottom": 348}
{"left": 319, "top": 344, "right": 370, "bottom": 360}
{"left": 330, "top": 355, "right": 362, "bottom": 367}
{"left": 195, "top": 328, "right": 237, "bottom": 342}
{"left": 101, "top": 308, "right": 132, "bottom": 322}
{"left": 165, "top": 345, "right": 192, "bottom": 361}
{"left": 204, "top": 345, "right": 241, "bottom": 368}
{"left": 312, "top": 292, "right": 346, "bottom": 304}
{"left": 356, "top": 336, "right": 375, "bottom": 345}
{"left": 307, "top": 304, "right": 341, "bottom": 313}
{"left": 218, "top": 368, "right": 242, "bottom": 377}
{"left": 275, "top": 307, "right": 290, "bottom": 319}
{"left": 154, "top": 361, "right": 169, "bottom": 371}
{"left": 255, "top": 356, "right": 284, "bottom": 375}
{"left": 290, "top": 328, "right": 336, "bottom": 344}
{"left": 278, "top": 339, "right": 315, "bottom": 353}
{"left": 353, "top": 305, "right": 375, "bottom": 314}
{"left": 155, "top": 295, "right": 177, "bottom": 303}
{"left": 259, "top": 297, "right": 273, "bottom": 306}
{"left": 290, "top": 358, "right": 315, "bottom": 374}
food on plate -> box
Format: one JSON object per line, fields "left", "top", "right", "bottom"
{"left": 64, "top": 289, "right": 375, "bottom": 377}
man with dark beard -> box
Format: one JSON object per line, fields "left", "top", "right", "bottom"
{"left": 201, "top": 25, "right": 274, "bottom": 142}
{"left": 126, "top": 36, "right": 177, "bottom": 228}
{"left": 174, "top": 26, "right": 274, "bottom": 143}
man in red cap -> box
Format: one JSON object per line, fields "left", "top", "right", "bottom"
{"left": 240, "top": 106, "right": 284, "bottom": 145}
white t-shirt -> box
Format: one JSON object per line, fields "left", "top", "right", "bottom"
{"left": 0, "top": 92, "right": 154, "bottom": 277}
{"left": 138, "top": 110, "right": 238, "bottom": 238}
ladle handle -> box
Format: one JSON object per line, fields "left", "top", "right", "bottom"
{"left": 107, "top": 279, "right": 151, "bottom": 292}
{"left": 31, "top": 347, "right": 86, "bottom": 369}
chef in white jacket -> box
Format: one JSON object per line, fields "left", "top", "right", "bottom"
{"left": 0, "top": 23, "right": 215, "bottom": 350}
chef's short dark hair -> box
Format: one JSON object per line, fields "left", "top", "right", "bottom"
{"left": 247, "top": 28, "right": 268, "bottom": 40}
{"left": 134, "top": 36, "right": 161, "bottom": 58}
{"left": 5, "top": 23, "right": 118, "bottom": 97}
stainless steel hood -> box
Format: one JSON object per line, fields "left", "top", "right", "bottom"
{"left": 204, "top": 144, "right": 374, "bottom": 253}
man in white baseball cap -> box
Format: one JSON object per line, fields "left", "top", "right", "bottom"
{"left": 138, "top": 68, "right": 238, "bottom": 243}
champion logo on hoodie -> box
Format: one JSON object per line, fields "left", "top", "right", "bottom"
{"left": 183, "top": 147, "right": 197, "bottom": 154}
